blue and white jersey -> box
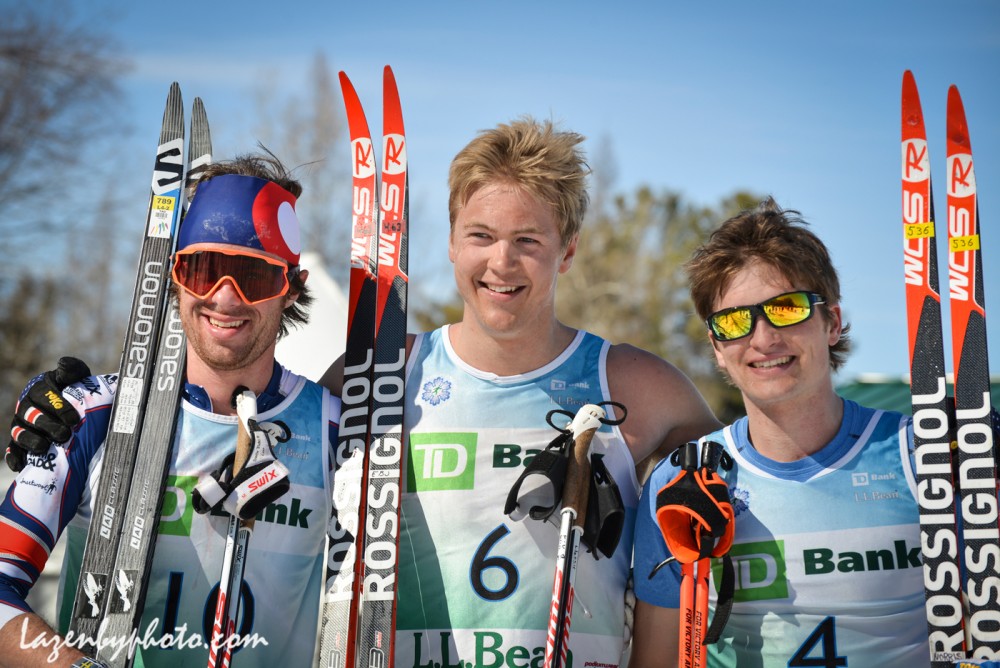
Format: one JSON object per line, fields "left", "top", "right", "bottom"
{"left": 634, "top": 399, "right": 929, "bottom": 668}
{"left": 0, "top": 364, "right": 339, "bottom": 668}
{"left": 397, "top": 325, "right": 638, "bottom": 668}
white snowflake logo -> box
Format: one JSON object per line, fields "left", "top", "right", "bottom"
{"left": 731, "top": 486, "right": 750, "bottom": 517}
{"left": 421, "top": 376, "right": 452, "bottom": 405}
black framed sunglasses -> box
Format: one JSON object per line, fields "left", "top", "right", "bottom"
{"left": 706, "top": 291, "right": 826, "bottom": 342}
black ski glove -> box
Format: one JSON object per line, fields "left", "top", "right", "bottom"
{"left": 6, "top": 356, "right": 91, "bottom": 472}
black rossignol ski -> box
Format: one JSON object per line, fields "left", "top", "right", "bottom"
{"left": 319, "top": 70, "right": 380, "bottom": 668}
{"left": 68, "top": 83, "right": 188, "bottom": 654}
{"left": 90, "top": 99, "right": 211, "bottom": 667}
{"left": 318, "top": 66, "right": 408, "bottom": 668}
{"left": 945, "top": 83, "right": 999, "bottom": 660}
{"left": 900, "top": 71, "right": 966, "bottom": 666}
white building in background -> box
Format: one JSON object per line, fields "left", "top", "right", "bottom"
{"left": 275, "top": 252, "right": 348, "bottom": 381}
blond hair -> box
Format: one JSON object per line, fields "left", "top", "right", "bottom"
{"left": 448, "top": 117, "right": 589, "bottom": 247}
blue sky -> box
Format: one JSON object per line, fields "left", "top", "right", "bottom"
{"left": 17, "top": 0, "right": 1000, "bottom": 383}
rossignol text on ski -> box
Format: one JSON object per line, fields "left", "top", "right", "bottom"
{"left": 902, "top": 71, "right": 997, "bottom": 663}
{"left": 946, "top": 81, "right": 999, "bottom": 661}
{"left": 319, "top": 65, "right": 408, "bottom": 668}
{"left": 319, "top": 69, "right": 380, "bottom": 668}
{"left": 900, "top": 70, "right": 966, "bottom": 667}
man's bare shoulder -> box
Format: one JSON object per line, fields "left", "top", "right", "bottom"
{"left": 606, "top": 342, "right": 698, "bottom": 389}
{"left": 605, "top": 342, "right": 721, "bottom": 469}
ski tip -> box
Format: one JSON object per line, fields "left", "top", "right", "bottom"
{"left": 900, "top": 70, "right": 923, "bottom": 131}
{"left": 339, "top": 71, "right": 363, "bottom": 112}
{"left": 162, "top": 82, "right": 185, "bottom": 138}
{"left": 901, "top": 70, "right": 917, "bottom": 101}
{"left": 339, "top": 70, "right": 375, "bottom": 141}
{"left": 166, "top": 82, "right": 183, "bottom": 101}
{"left": 947, "top": 85, "right": 970, "bottom": 148}
{"left": 947, "top": 84, "right": 965, "bottom": 117}
{"left": 383, "top": 65, "right": 404, "bottom": 133}
{"left": 383, "top": 65, "right": 399, "bottom": 97}
{"left": 338, "top": 70, "right": 356, "bottom": 92}
{"left": 192, "top": 97, "right": 210, "bottom": 137}
{"left": 166, "top": 81, "right": 183, "bottom": 108}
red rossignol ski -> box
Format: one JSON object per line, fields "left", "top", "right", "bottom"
{"left": 945, "top": 83, "right": 999, "bottom": 660}
{"left": 319, "top": 65, "right": 408, "bottom": 668}
{"left": 319, "top": 70, "right": 380, "bottom": 668}
{"left": 900, "top": 70, "right": 966, "bottom": 666}
{"left": 355, "top": 62, "right": 408, "bottom": 668}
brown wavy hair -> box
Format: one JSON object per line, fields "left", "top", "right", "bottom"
{"left": 686, "top": 196, "right": 851, "bottom": 370}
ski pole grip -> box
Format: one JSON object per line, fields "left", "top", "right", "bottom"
{"left": 234, "top": 418, "right": 252, "bottom": 475}
{"left": 233, "top": 388, "right": 257, "bottom": 474}
{"left": 563, "top": 404, "right": 605, "bottom": 528}
{"left": 233, "top": 387, "right": 258, "bottom": 527}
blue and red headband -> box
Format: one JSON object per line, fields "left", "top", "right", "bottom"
{"left": 179, "top": 174, "right": 302, "bottom": 266}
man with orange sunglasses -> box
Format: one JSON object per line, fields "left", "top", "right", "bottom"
{"left": 630, "top": 197, "right": 933, "bottom": 667}
{"left": 0, "top": 153, "right": 340, "bottom": 667}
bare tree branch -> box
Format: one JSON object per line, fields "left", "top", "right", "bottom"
{"left": 0, "top": 1, "right": 127, "bottom": 249}
{"left": 0, "top": 1, "right": 128, "bottom": 411}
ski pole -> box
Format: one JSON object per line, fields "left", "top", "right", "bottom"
{"left": 543, "top": 404, "right": 605, "bottom": 668}
{"left": 651, "top": 440, "right": 735, "bottom": 668}
{"left": 678, "top": 560, "right": 695, "bottom": 668}
{"left": 208, "top": 389, "right": 257, "bottom": 667}
{"left": 693, "top": 558, "right": 711, "bottom": 668}
{"left": 671, "top": 442, "right": 700, "bottom": 668}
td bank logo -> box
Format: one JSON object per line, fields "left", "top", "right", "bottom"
{"left": 158, "top": 474, "right": 316, "bottom": 535}
{"left": 407, "top": 432, "right": 477, "bottom": 492}
{"left": 714, "top": 540, "right": 788, "bottom": 602}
